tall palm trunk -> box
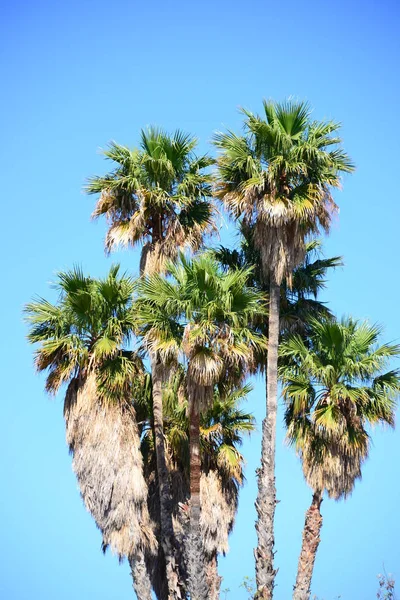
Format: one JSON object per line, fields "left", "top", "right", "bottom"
{"left": 292, "top": 491, "right": 323, "bottom": 600}
{"left": 130, "top": 554, "right": 153, "bottom": 600}
{"left": 187, "top": 392, "right": 209, "bottom": 600}
{"left": 151, "top": 356, "right": 183, "bottom": 599}
{"left": 255, "top": 280, "right": 280, "bottom": 599}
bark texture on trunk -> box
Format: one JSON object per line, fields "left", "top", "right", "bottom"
{"left": 129, "top": 554, "right": 153, "bottom": 600}
{"left": 205, "top": 553, "right": 222, "bottom": 600}
{"left": 151, "top": 356, "right": 183, "bottom": 599}
{"left": 255, "top": 280, "right": 280, "bottom": 599}
{"left": 186, "top": 530, "right": 210, "bottom": 600}
{"left": 189, "top": 396, "right": 201, "bottom": 525}
{"left": 187, "top": 392, "right": 209, "bottom": 600}
{"left": 292, "top": 491, "right": 323, "bottom": 600}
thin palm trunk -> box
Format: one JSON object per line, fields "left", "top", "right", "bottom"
{"left": 187, "top": 392, "right": 209, "bottom": 600}
{"left": 130, "top": 554, "right": 153, "bottom": 600}
{"left": 151, "top": 356, "right": 183, "bottom": 599}
{"left": 255, "top": 279, "right": 280, "bottom": 599}
{"left": 292, "top": 491, "right": 323, "bottom": 600}
{"left": 205, "top": 553, "right": 222, "bottom": 600}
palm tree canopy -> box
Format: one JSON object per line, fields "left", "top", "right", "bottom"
{"left": 214, "top": 99, "right": 354, "bottom": 284}
{"left": 25, "top": 264, "right": 142, "bottom": 399}
{"left": 134, "top": 254, "right": 267, "bottom": 406}
{"left": 280, "top": 318, "right": 400, "bottom": 498}
{"left": 86, "top": 128, "right": 217, "bottom": 273}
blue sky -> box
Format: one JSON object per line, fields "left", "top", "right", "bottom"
{"left": 1, "top": 0, "right": 399, "bottom": 598}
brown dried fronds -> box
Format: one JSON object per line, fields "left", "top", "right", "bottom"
{"left": 64, "top": 374, "right": 157, "bottom": 558}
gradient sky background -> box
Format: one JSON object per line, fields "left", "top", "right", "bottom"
{"left": 1, "top": 0, "right": 399, "bottom": 598}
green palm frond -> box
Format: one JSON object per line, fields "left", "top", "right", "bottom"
{"left": 25, "top": 265, "right": 143, "bottom": 400}
{"left": 213, "top": 228, "right": 341, "bottom": 349}
{"left": 86, "top": 128, "right": 216, "bottom": 267}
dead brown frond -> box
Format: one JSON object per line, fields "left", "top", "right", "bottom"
{"left": 300, "top": 429, "right": 366, "bottom": 500}
{"left": 200, "top": 471, "right": 237, "bottom": 556}
{"left": 64, "top": 374, "right": 157, "bottom": 559}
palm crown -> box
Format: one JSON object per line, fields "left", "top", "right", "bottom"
{"left": 86, "top": 128, "right": 217, "bottom": 274}
{"left": 135, "top": 253, "right": 267, "bottom": 402}
{"left": 214, "top": 100, "right": 354, "bottom": 284}
{"left": 25, "top": 265, "right": 141, "bottom": 399}
{"left": 280, "top": 318, "right": 400, "bottom": 498}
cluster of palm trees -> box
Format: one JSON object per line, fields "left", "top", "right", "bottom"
{"left": 25, "top": 100, "right": 400, "bottom": 600}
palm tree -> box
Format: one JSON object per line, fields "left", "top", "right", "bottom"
{"left": 214, "top": 99, "right": 354, "bottom": 598}
{"left": 135, "top": 254, "right": 267, "bottom": 600}
{"left": 86, "top": 128, "right": 216, "bottom": 599}
{"left": 25, "top": 266, "right": 157, "bottom": 600}
{"left": 140, "top": 376, "right": 255, "bottom": 600}
{"left": 86, "top": 128, "right": 216, "bottom": 274}
{"left": 279, "top": 318, "right": 400, "bottom": 600}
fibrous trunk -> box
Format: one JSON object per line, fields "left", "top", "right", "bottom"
{"left": 151, "top": 356, "right": 183, "bottom": 599}
{"left": 255, "top": 280, "right": 280, "bottom": 599}
{"left": 129, "top": 554, "right": 153, "bottom": 600}
{"left": 187, "top": 392, "right": 209, "bottom": 600}
{"left": 292, "top": 491, "right": 323, "bottom": 600}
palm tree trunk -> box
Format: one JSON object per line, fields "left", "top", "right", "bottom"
{"left": 129, "top": 554, "right": 153, "bottom": 600}
{"left": 292, "top": 491, "right": 323, "bottom": 600}
{"left": 189, "top": 394, "right": 201, "bottom": 528}
{"left": 151, "top": 356, "right": 183, "bottom": 600}
{"left": 205, "top": 553, "right": 222, "bottom": 600}
{"left": 255, "top": 279, "right": 280, "bottom": 599}
{"left": 187, "top": 393, "right": 209, "bottom": 600}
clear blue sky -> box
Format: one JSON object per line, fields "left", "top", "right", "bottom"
{"left": 1, "top": 0, "right": 399, "bottom": 598}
